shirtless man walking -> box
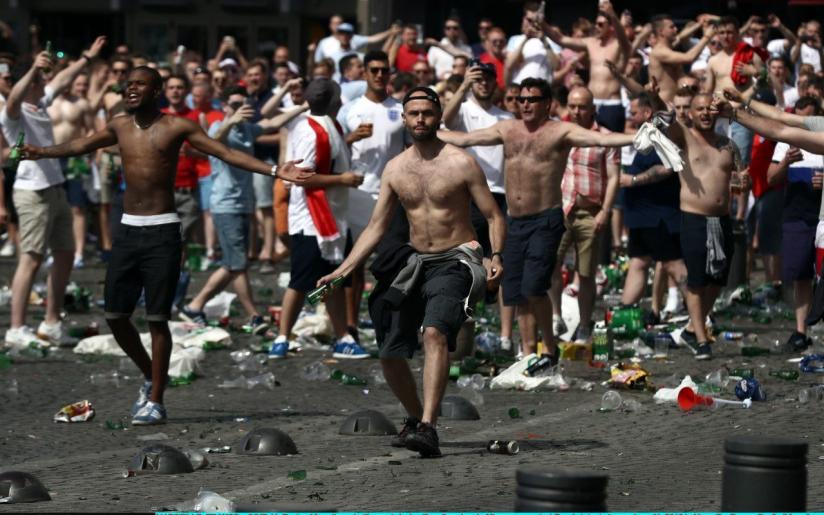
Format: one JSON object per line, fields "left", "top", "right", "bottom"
{"left": 649, "top": 15, "right": 716, "bottom": 105}
{"left": 439, "top": 77, "right": 634, "bottom": 359}
{"left": 21, "top": 67, "right": 311, "bottom": 425}
{"left": 318, "top": 87, "right": 505, "bottom": 458}
{"left": 48, "top": 72, "right": 95, "bottom": 268}
{"left": 546, "top": 0, "right": 631, "bottom": 132}
{"left": 662, "top": 93, "right": 743, "bottom": 359}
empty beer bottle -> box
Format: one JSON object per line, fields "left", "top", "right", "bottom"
{"left": 7, "top": 131, "right": 24, "bottom": 175}
{"left": 307, "top": 275, "right": 345, "bottom": 305}
{"left": 729, "top": 368, "right": 754, "bottom": 379}
{"left": 43, "top": 41, "right": 53, "bottom": 73}
{"left": 769, "top": 369, "right": 799, "bottom": 381}
{"left": 741, "top": 346, "right": 770, "bottom": 357}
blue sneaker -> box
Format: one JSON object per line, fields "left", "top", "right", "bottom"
{"left": 268, "top": 339, "right": 289, "bottom": 359}
{"left": 247, "top": 315, "right": 269, "bottom": 336}
{"left": 131, "top": 380, "right": 152, "bottom": 416}
{"left": 178, "top": 304, "right": 207, "bottom": 325}
{"left": 131, "top": 400, "right": 167, "bottom": 425}
{"left": 333, "top": 339, "right": 369, "bottom": 359}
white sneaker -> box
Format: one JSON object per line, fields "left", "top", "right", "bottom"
{"left": 73, "top": 255, "right": 85, "bottom": 269}
{"left": 5, "top": 326, "right": 49, "bottom": 349}
{"left": 0, "top": 241, "right": 15, "bottom": 257}
{"left": 36, "top": 321, "right": 78, "bottom": 347}
{"left": 662, "top": 292, "right": 683, "bottom": 316}
{"left": 500, "top": 336, "right": 512, "bottom": 352}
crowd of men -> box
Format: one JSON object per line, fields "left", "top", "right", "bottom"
{"left": 3, "top": 1, "right": 824, "bottom": 456}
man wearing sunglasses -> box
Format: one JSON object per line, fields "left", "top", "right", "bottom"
{"left": 339, "top": 51, "right": 409, "bottom": 340}
{"left": 649, "top": 15, "right": 716, "bottom": 106}
{"left": 426, "top": 16, "right": 472, "bottom": 81}
{"left": 439, "top": 77, "right": 633, "bottom": 361}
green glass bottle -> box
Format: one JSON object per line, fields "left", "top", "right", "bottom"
{"left": 7, "top": 131, "right": 24, "bottom": 175}
{"left": 329, "top": 369, "right": 344, "bottom": 381}
{"left": 729, "top": 367, "right": 754, "bottom": 379}
{"left": 741, "top": 346, "right": 770, "bottom": 357}
{"left": 43, "top": 41, "right": 53, "bottom": 73}
{"left": 307, "top": 275, "right": 345, "bottom": 305}
{"left": 340, "top": 373, "right": 367, "bottom": 386}
{"left": 768, "top": 369, "right": 799, "bottom": 381}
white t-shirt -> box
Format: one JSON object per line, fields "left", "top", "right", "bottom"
{"left": 286, "top": 115, "right": 350, "bottom": 237}
{"left": 315, "top": 34, "right": 369, "bottom": 82}
{"left": 767, "top": 38, "right": 788, "bottom": 58}
{"left": 338, "top": 95, "right": 408, "bottom": 196}
{"left": 772, "top": 141, "right": 824, "bottom": 170}
{"left": 799, "top": 43, "right": 822, "bottom": 73}
{"left": 427, "top": 38, "right": 472, "bottom": 80}
{"left": 1, "top": 86, "right": 64, "bottom": 190}
{"left": 506, "top": 35, "right": 560, "bottom": 83}
{"left": 451, "top": 98, "right": 512, "bottom": 194}
{"left": 782, "top": 85, "right": 799, "bottom": 109}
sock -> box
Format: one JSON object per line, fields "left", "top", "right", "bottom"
{"left": 274, "top": 334, "right": 287, "bottom": 344}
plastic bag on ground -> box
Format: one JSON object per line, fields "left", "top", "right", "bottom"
{"left": 292, "top": 304, "right": 333, "bottom": 338}
{"left": 490, "top": 353, "right": 570, "bottom": 391}
{"left": 202, "top": 291, "right": 236, "bottom": 319}
{"left": 653, "top": 375, "right": 698, "bottom": 404}
{"left": 177, "top": 488, "right": 235, "bottom": 513}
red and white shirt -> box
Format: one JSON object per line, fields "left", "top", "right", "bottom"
{"left": 561, "top": 121, "right": 619, "bottom": 215}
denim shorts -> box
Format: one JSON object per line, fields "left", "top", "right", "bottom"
{"left": 198, "top": 176, "right": 212, "bottom": 211}
{"left": 213, "top": 212, "right": 251, "bottom": 271}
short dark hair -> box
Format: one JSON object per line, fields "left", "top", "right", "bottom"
{"left": 632, "top": 92, "right": 655, "bottom": 110}
{"left": 720, "top": 16, "right": 739, "bottom": 29}
{"left": 274, "top": 62, "right": 290, "bottom": 71}
{"left": 650, "top": 14, "right": 672, "bottom": 34}
{"left": 391, "top": 72, "right": 415, "bottom": 92}
{"left": 550, "top": 84, "right": 569, "bottom": 106}
{"left": 674, "top": 85, "right": 696, "bottom": 99}
{"left": 166, "top": 73, "right": 190, "bottom": 91}
{"left": 795, "top": 95, "right": 822, "bottom": 115}
{"left": 453, "top": 55, "right": 469, "bottom": 66}
{"left": 133, "top": 66, "right": 163, "bottom": 91}
{"left": 363, "top": 50, "right": 389, "bottom": 68}
{"left": 110, "top": 55, "right": 132, "bottom": 69}
{"left": 223, "top": 85, "right": 248, "bottom": 101}
{"left": 523, "top": 1, "right": 541, "bottom": 13}
{"left": 445, "top": 74, "right": 463, "bottom": 92}
{"left": 520, "top": 77, "right": 552, "bottom": 100}
{"left": 339, "top": 54, "right": 360, "bottom": 75}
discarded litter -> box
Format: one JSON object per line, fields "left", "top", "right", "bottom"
{"left": 734, "top": 378, "right": 767, "bottom": 401}
{"left": 798, "top": 385, "right": 824, "bottom": 403}
{"left": 54, "top": 400, "right": 95, "bottom": 423}
{"left": 741, "top": 346, "right": 770, "bottom": 357}
{"left": 4, "top": 379, "right": 18, "bottom": 395}
{"left": 769, "top": 369, "right": 800, "bottom": 381}
{"left": 301, "top": 360, "right": 331, "bottom": 381}
{"left": 287, "top": 469, "right": 307, "bottom": 481}
{"left": 202, "top": 446, "right": 232, "bottom": 454}
{"left": 800, "top": 355, "right": 824, "bottom": 373}
{"left": 368, "top": 364, "right": 386, "bottom": 385}
{"left": 678, "top": 387, "right": 753, "bottom": 411}
{"left": 457, "top": 373, "right": 485, "bottom": 390}
{"left": 705, "top": 368, "right": 730, "bottom": 389}
{"left": 330, "top": 369, "right": 367, "bottom": 386}
{"left": 487, "top": 440, "right": 519, "bottom": 455}
{"left": 89, "top": 371, "right": 120, "bottom": 388}
{"left": 218, "top": 372, "right": 276, "bottom": 390}
{"left": 508, "top": 407, "right": 520, "bottom": 419}
{"left": 600, "top": 390, "right": 622, "bottom": 412}
{"left": 182, "top": 449, "right": 209, "bottom": 470}
{"left": 475, "top": 331, "right": 501, "bottom": 354}
{"left": 106, "top": 420, "right": 126, "bottom": 431}
{"left": 608, "top": 363, "right": 649, "bottom": 390}
{"left": 184, "top": 489, "right": 234, "bottom": 513}
{"left": 136, "top": 432, "right": 170, "bottom": 441}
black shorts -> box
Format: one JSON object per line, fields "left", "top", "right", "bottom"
{"left": 2, "top": 167, "right": 18, "bottom": 225}
{"left": 595, "top": 103, "right": 626, "bottom": 133}
{"left": 288, "top": 231, "right": 353, "bottom": 293}
{"left": 628, "top": 221, "right": 682, "bottom": 262}
{"left": 379, "top": 259, "right": 472, "bottom": 358}
{"left": 680, "top": 212, "right": 734, "bottom": 288}
{"left": 104, "top": 222, "right": 182, "bottom": 321}
{"left": 471, "top": 192, "right": 507, "bottom": 257}
{"left": 502, "top": 207, "right": 565, "bottom": 306}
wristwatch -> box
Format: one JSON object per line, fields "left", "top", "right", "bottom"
{"left": 270, "top": 164, "right": 278, "bottom": 178}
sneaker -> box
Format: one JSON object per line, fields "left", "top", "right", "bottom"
{"left": 405, "top": 422, "right": 442, "bottom": 458}
{"left": 573, "top": 322, "right": 593, "bottom": 344}
{"left": 247, "top": 315, "right": 269, "bottom": 336}
{"left": 73, "top": 255, "right": 85, "bottom": 269}
{"left": 643, "top": 310, "right": 661, "bottom": 328}
{"left": 259, "top": 261, "right": 275, "bottom": 274}
{"left": 685, "top": 339, "right": 712, "bottom": 360}
{"left": 391, "top": 416, "right": 420, "bottom": 448}
{"left": 131, "top": 400, "right": 167, "bottom": 425}
{"left": 36, "top": 320, "right": 78, "bottom": 347}
{"left": 332, "top": 338, "right": 369, "bottom": 359}
{"left": 5, "top": 326, "right": 49, "bottom": 349}
{"left": 131, "top": 380, "right": 152, "bottom": 416}
{"left": 178, "top": 304, "right": 207, "bottom": 325}
{"left": 553, "top": 315, "right": 568, "bottom": 337}
{"left": 678, "top": 328, "right": 697, "bottom": 348}
{"left": 268, "top": 336, "right": 289, "bottom": 359}
{"left": 500, "top": 336, "right": 512, "bottom": 352}
{"left": 662, "top": 292, "right": 683, "bottom": 316}
{"left": 787, "top": 331, "right": 813, "bottom": 352}
{"left": 0, "top": 241, "right": 15, "bottom": 257}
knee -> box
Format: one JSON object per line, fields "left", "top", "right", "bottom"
{"left": 422, "top": 326, "right": 446, "bottom": 345}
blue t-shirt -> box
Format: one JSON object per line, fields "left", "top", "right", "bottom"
{"left": 622, "top": 151, "right": 681, "bottom": 231}
{"left": 207, "top": 120, "right": 263, "bottom": 214}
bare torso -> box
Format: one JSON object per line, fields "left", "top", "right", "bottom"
{"left": 649, "top": 43, "right": 686, "bottom": 105}
{"left": 498, "top": 119, "right": 572, "bottom": 217}
{"left": 586, "top": 37, "right": 623, "bottom": 100}
{"left": 679, "top": 127, "right": 737, "bottom": 216}
{"left": 385, "top": 143, "right": 478, "bottom": 253}
{"left": 109, "top": 114, "right": 190, "bottom": 216}
{"left": 707, "top": 51, "right": 736, "bottom": 94}
{"left": 48, "top": 95, "right": 92, "bottom": 144}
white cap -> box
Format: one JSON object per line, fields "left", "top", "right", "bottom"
{"left": 219, "top": 57, "right": 239, "bottom": 69}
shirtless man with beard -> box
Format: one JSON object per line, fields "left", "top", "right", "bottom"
{"left": 21, "top": 66, "right": 312, "bottom": 425}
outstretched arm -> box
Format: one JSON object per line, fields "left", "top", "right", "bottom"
{"left": 22, "top": 126, "right": 117, "bottom": 160}
{"left": 184, "top": 118, "right": 313, "bottom": 183}
{"left": 437, "top": 123, "right": 504, "bottom": 147}
{"left": 715, "top": 101, "right": 824, "bottom": 154}
{"left": 317, "top": 168, "right": 400, "bottom": 284}
{"left": 48, "top": 36, "right": 107, "bottom": 95}
{"left": 564, "top": 123, "right": 634, "bottom": 148}
{"left": 465, "top": 156, "right": 505, "bottom": 285}
{"left": 723, "top": 86, "right": 808, "bottom": 128}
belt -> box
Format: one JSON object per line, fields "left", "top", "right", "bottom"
{"left": 175, "top": 187, "right": 196, "bottom": 194}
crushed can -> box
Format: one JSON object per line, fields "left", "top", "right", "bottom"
{"left": 591, "top": 322, "right": 612, "bottom": 364}
{"left": 487, "top": 440, "right": 519, "bottom": 455}
{"left": 734, "top": 377, "right": 767, "bottom": 401}
{"left": 268, "top": 305, "right": 283, "bottom": 328}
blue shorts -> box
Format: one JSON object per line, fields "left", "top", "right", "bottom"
{"left": 213, "top": 212, "right": 250, "bottom": 271}
{"left": 502, "top": 207, "right": 565, "bottom": 306}
{"left": 782, "top": 219, "right": 816, "bottom": 282}
{"left": 63, "top": 178, "right": 88, "bottom": 207}
{"left": 198, "top": 176, "right": 212, "bottom": 211}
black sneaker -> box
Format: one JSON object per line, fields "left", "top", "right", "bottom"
{"left": 685, "top": 340, "right": 712, "bottom": 360}
{"left": 391, "top": 417, "right": 420, "bottom": 448}
{"left": 643, "top": 310, "right": 661, "bottom": 327}
{"left": 678, "top": 329, "right": 697, "bottom": 347}
{"left": 787, "top": 331, "right": 813, "bottom": 352}
{"left": 405, "top": 422, "right": 442, "bottom": 458}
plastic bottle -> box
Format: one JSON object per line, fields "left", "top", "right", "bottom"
{"left": 600, "top": 390, "right": 623, "bottom": 411}
{"left": 307, "top": 276, "right": 345, "bottom": 305}
{"left": 90, "top": 371, "right": 120, "bottom": 388}
{"left": 722, "top": 331, "right": 744, "bottom": 340}
{"left": 301, "top": 361, "right": 330, "bottom": 381}
{"left": 798, "top": 385, "right": 824, "bottom": 403}
{"left": 769, "top": 369, "right": 800, "bottom": 381}
{"left": 706, "top": 368, "right": 730, "bottom": 388}
{"left": 191, "top": 489, "right": 236, "bottom": 513}
{"left": 457, "top": 373, "right": 485, "bottom": 390}
{"left": 246, "top": 372, "right": 276, "bottom": 390}
{"left": 368, "top": 364, "right": 387, "bottom": 385}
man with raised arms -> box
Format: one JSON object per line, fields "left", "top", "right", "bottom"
{"left": 438, "top": 77, "right": 634, "bottom": 360}
{"left": 20, "top": 66, "right": 312, "bottom": 425}
{"left": 318, "top": 87, "right": 505, "bottom": 458}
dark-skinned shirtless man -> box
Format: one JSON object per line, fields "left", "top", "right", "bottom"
{"left": 439, "top": 77, "right": 634, "bottom": 361}
{"left": 318, "top": 87, "right": 505, "bottom": 457}
{"left": 21, "top": 67, "right": 311, "bottom": 425}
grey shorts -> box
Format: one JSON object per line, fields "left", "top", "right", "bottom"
{"left": 253, "top": 173, "right": 274, "bottom": 209}
{"left": 213, "top": 212, "right": 251, "bottom": 271}
{"left": 174, "top": 189, "right": 200, "bottom": 241}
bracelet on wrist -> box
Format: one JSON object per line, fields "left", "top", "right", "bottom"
{"left": 491, "top": 251, "right": 503, "bottom": 261}
{"left": 270, "top": 164, "right": 278, "bottom": 178}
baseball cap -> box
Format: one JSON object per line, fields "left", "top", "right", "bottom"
{"left": 219, "top": 57, "right": 238, "bottom": 69}
{"left": 337, "top": 23, "right": 355, "bottom": 33}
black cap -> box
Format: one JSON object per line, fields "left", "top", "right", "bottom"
{"left": 469, "top": 58, "right": 496, "bottom": 78}
{"left": 305, "top": 78, "right": 341, "bottom": 115}
{"left": 402, "top": 86, "right": 441, "bottom": 110}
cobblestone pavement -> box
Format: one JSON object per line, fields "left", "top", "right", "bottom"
{"left": 1, "top": 257, "right": 823, "bottom": 512}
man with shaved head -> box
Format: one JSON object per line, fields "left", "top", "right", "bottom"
{"left": 318, "top": 87, "right": 506, "bottom": 458}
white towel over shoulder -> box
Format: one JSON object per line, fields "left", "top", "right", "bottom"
{"left": 633, "top": 122, "right": 684, "bottom": 172}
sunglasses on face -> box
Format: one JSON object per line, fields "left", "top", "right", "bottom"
{"left": 368, "top": 66, "right": 390, "bottom": 75}
{"left": 517, "top": 95, "right": 545, "bottom": 104}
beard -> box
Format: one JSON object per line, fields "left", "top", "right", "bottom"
{"left": 409, "top": 124, "right": 437, "bottom": 141}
